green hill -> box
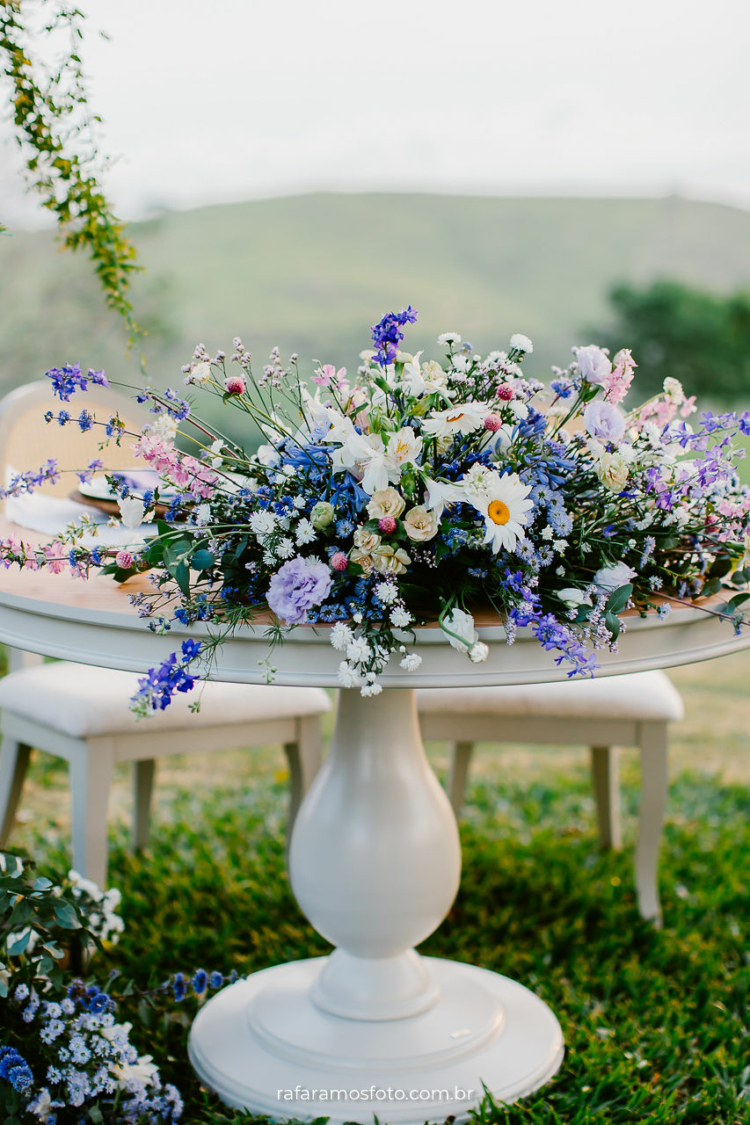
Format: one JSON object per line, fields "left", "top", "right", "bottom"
{"left": 2, "top": 192, "right": 750, "bottom": 412}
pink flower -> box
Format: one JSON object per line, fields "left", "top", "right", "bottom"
{"left": 43, "top": 541, "right": 68, "bottom": 575}
{"left": 313, "top": 364, "right": 347, "bottom": 388}
{"left": 115, "top": 550, "right": 134, "bottom": 569}
{"left": 331, "top": 551, "right": 348, "bottom": 572}
{"left": 225, "top": 374, "right": 246, "bottom": 395}
{"left": 680, "top": 396, "right": 697, "bottom": 418}
{"left": 496, "top": 384, "right": 514, "bottom": 402}
{"left": 484, "top": 413, "right": 503, "bottom": 432}
{"left": 603, "top": 348, "right": 636, "bottom": 404}
{"left": 378, "top": 516, "right": 397, "bottom": 534}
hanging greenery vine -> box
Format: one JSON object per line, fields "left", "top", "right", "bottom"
{"left": 0, "top": 0, "right": 142, "bottom": 354}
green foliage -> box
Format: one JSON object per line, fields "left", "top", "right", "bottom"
{"left": 595, "top": 280, "right": 750, "bottom": 401}
{"left": 0, "top": 0, "right": 141, "bottom": 350}
{"left": 13, "top": 752, "right": 750, "bottom": 1124}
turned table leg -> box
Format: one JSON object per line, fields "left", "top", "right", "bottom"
{"left": 189, "top": 688, "right": 563, "bottom": 1124}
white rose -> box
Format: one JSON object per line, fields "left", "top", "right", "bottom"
{"left": 596, "top": 451, "right": 630, "bottom": 492}
{"left": 366, "top": 487, "right": 406, "bottom": 520}
{"left": 557, "top": 587, "right": 593, "bottom": 607}
{"left": 403, "top": 505, "right": 439, "bottom": 542}
{"left": 594, "top": 562, "right": 637, "bottom": 592}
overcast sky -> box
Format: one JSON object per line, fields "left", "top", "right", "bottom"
{"left": 2, "top": 0, "right": 750, "bottom": 227}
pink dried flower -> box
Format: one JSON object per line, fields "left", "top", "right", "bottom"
{"left": 225, "top": 374, "right": 246, "bottom": 395}
{"left": 378, "top": 516, "right": 397, "bottom": 533}
{"left": 484, "top": 414, "right": 503, "bottom": 432}
{"left": 115, "top": 550, "right": 134, "bottom": 569}
{"left": 496, "top": 384, "right": 514, "bottom": 401}
{"left": 331, "top": 551, "right": 348, "bottom": 571}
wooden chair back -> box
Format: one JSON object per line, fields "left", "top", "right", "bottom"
{"left": 0, "top": 379, "right": 146, "bottom": 503}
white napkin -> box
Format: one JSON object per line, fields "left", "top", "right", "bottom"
{"left": 5, "top": 469, "right": 153, "bottom": 548}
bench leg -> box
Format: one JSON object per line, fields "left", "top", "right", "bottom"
{"left": 590, "top": 746, "right": 622, "bottom": 850}
{"left": 0, "top": 739, "right": 32, "bottom": 847}
{"left": 70, "top": 743, "right": 115, "bottom": 889}
{"left": 285, "top": 715, "right": 323, "bottom": 840}
{"left": 447, "top": 741, "right": 475, "bottom": 819}
{"left": 133, "top": 760, "right": 156, "bottom": 852}
{"left": 636, "top": 724, "right": 668, "bottom": 926}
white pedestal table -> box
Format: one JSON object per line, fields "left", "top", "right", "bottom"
{"left": 0, "top": 558, "right": 746, "bottom": 1123}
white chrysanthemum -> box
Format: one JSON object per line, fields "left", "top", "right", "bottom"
{"left": 437, "top": 331, "right": 461, "bottom": 346}
{"left": 330, "top": 622, "right": 353, "bottom": 651}
{"left": 276, "top": 537, "right": 295, "bottom": 559}
{"left": 361, "top": 682, "right": 383, "bottom": 697}
{"left": 467, "top": 471, "right": 534, "bottom": 553}
{"left": 469, "top": 642, "right": 489, "bottom": 663}
{"left": 422, "top": 403, "right": 489, "bottom": 440}
{"left": 509, "top": 333, "right": 533, "bottom": 354}
{"left": 337, "top": 661, "right": 362, "bottom": 688}
{"left": 390, "top": 606, "right": 412, "bottom": 628}
{"left": 346, "top": 637, "right": 371, "bottom": 664}
{"left": 250, "top": 510, "right": 276, "bottom": 537}
{"left": 400, "top": 652, "right": 422, "bottom": 672}
{"left": 295, "top": 518, "right": 317, "bottom": 545}
{"left": 375, "top": 581, "right": 398, "bottom": 604}
{"left": 149, "top": 413, "right": 179, "bottom": 442}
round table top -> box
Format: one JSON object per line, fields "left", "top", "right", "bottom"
{"left": 0, "top": 520, "right": 747, "bottom": 687}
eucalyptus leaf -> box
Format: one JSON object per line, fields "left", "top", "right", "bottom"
{"left": 605, "top": 584, "right": 633, "bottom": 615}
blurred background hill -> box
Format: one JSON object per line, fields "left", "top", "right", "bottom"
{"left": 2, "top": 191, "right": 750, "bottom": 440}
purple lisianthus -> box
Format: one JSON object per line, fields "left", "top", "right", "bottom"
{"left": 267, "top": 556, "right": 333, "bottom": 624}
{"left": 584, "top": 400, "right": 626, "bottom": 445}
{"left": 574, "top": 345, "right": 611, "bottom": 385}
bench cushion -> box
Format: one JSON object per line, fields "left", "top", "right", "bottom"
{"left": 416, "top": 670, "right": 684, "bottom": 723}
{"left": 0, "top": 662, "right": 330, "bottom": 739}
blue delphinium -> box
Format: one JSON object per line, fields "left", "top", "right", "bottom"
{"left": 371, "top": 307, "right": 418, "bottom": 366}
{"left": 46, "top": 363, "right": 109, "bottom": 401}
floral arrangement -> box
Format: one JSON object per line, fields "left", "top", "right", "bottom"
{"left": 1, "top": 309, "right": 750, "bottom": 709}
{"left": 0, "top": 853, "right": 234, "bottom": 1123}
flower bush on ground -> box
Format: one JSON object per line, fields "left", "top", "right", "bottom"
{"left": 1, "top": 310, "right": 749, "bottom": 708}
{"left": 0, "top": 853, "right": 236, "bottom": 1124}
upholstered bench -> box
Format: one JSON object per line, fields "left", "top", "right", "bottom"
{"left": 417, "top": 670, "right": 684, "bottom": 922}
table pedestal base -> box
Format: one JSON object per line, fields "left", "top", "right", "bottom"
{"left": 189, "top": 955, "right": 563, "bottom": 1124}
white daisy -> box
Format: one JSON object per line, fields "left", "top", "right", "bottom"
{"left": 468, "top": 471, "right": 534, "bottom": 554}
{"left": 421, "top": 403, "right": 489, "bottom": 440}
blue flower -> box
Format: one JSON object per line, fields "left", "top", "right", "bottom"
{"left": 371, "top": 307, "right": 418, "bottom": 366}
{"left": 173, "top": 972, "right": 187, "bottom": 1001}
{"left": 192, "top": 969, "right": 208, "bottom": 995}
{"left": 209, "top": 971, "right": 224, "bottom": 989}
{"left": 0, "top": 1045, "right": 34, "bottom": 1091}
{"left": 77, "top": 409, "right": 94, "bottom": 432}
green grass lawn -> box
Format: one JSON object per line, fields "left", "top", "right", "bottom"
{"left": 7, "top": 650, "right": 750, "bottom": 1124}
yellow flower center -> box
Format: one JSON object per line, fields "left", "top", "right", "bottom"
{"left": 488, "top": 499, "right": 510, "bottom": 525}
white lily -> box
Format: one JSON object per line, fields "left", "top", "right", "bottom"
{"left": 422, "top": 475, "right": 464, "bottom": 518}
